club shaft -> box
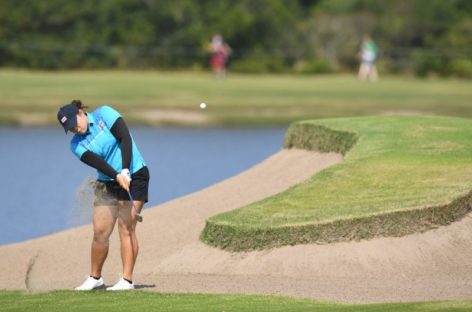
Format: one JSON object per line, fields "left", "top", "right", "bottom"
{"left": 127, "top": 190, "right": 143, "bottom": 222}
{"left": 127, "top": 190, "right": 135, "bottom": 202}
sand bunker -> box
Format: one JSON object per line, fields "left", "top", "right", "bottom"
{"left": 1, "top": 149, "right": 471, "bottom": 303}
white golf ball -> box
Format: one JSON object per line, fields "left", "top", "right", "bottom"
{"left": 200, "top": 102, "right": 207, "bottom": 109}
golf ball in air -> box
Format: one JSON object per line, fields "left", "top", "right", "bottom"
{"left": 200, "top": 102, "right": 207, "bottom": 109}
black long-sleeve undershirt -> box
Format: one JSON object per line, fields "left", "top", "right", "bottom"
{"left": 79, "top": 117, "right": 132, "bottom": 179}
{"left": 80, "top": 151, "right": 118, "bottom": 179}
{"left": 110, "top": 117, "right": 132, "bottom": 170}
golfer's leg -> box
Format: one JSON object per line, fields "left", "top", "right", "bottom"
{"left": 91, "top": 205, "right": 117, "bottom": 277}
{"left": 130, "top": 201, "right": 144, "bottom": 262}
{"left": 117, "top": 201, "right": 137, "bottom": 281}
{"left": 370, "top": 65, "right": 378, "bottom": 81}
{"left": 358, "top": 64, "right": 365, "bottom": 79}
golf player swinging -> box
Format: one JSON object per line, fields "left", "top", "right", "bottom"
{"left": 57, "top": 100, "right": 150, "bottom": 291}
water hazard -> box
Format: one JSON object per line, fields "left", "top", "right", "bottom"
{"left": 0, "top": 127, "right": 286, "bottom": 245}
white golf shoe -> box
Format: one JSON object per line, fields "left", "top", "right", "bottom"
{"left": 75, "top": 276, "right": 104, "bottom": 291}
{"left": 106, "top": 278, "right": 135, "bottom": 291}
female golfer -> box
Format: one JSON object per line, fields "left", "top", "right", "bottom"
{"left": 57, "top": 100, "right": 150, "bottom": 291}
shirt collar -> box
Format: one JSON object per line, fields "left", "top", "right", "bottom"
{"left": 81, "top": 112, "right": 94, "bottom": 135}
{"left": 87, "top": 112, "right": 95, "bottom": 126}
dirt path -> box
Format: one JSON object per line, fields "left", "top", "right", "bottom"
{"left": 1, "top": 149, "right": 471, "bottom": 303}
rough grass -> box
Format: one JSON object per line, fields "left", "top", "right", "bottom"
{"left": 1, "top": 291, "right": 472, "bottom": 312}
{"left": 283, "top": 123, "right": 358, "bottom": 155}
{"left": 201, "top": 116, "right": 472, "bottom": 251}
{"left": 0, "top": 70, "right": 472, "bottom": 126}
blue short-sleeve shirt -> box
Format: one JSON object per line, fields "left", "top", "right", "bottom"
{"left": 70, "top": 105, "right": 146, "bottom": 181}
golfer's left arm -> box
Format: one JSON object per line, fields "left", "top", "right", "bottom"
{"left": 110, "top": 117, "right": 133, "bottom": 191}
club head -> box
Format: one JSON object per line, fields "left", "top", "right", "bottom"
{"left": 136, "top": 213, "right": 143, "bottom": 222}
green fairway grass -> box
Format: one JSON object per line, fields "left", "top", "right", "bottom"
{"left": 202, "top": 116, "right": 472, "bottom": 250}
{"left": 0, "top": 70, "right": 471, "bottom": 126}
{"left": 1, "top": 291, "right": 472, "bottom": 312}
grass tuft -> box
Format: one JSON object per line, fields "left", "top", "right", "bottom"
{"left": 283, "top": 122, "right": 358, "bottom": 155}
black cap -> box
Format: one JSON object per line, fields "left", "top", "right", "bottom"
{"left": 57, "top": 104, "right": 79, "bottom": 133}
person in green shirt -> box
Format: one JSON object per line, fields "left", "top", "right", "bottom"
{"left": 358, "top": 34, "right": 379, "bottom": 81}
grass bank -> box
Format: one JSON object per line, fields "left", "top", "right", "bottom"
{"left": 201, "top": 116, "right": 472, "bottom": 251}
{"left": 0, "top": 70, "right": 471, "bottom": 127}
{"left": 2, "top": 291, "right": 472, "bottom": 312}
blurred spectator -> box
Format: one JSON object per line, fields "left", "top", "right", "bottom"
{"left": 357, "top": 35, "right": 379, "bottom": 81}
{"left": 208, "top": 33, "right": 232, "bottom": 78}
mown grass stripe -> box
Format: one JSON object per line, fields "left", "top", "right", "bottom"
{"left": 2, "top": 290, "right": 472, "bottom": 312}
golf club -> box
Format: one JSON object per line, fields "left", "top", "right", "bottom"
{"left": 127, "top": 190, "right": 143, "bottom": 222}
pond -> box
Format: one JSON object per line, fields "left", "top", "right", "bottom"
{"left": 0, "top": 127, "right": 286, "bottom": 245}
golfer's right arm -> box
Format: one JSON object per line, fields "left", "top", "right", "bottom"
{"left": 79, "top": 152, "right": 129, "bottom": 191}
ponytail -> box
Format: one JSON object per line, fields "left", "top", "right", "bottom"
{"left": 71, "top": 99, "right": 88, "bottom": 110}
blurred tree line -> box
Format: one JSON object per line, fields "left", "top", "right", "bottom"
{"left": 0, "top": 0, "right": 470, "bottom": 77}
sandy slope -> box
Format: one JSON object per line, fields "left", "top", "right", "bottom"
{"left": 1, "top": 149, "right": 471, "bottom": 303}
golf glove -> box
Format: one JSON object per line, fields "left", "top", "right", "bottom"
{"left": 121, "top": 168, "right": 132, "bottom": 182}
